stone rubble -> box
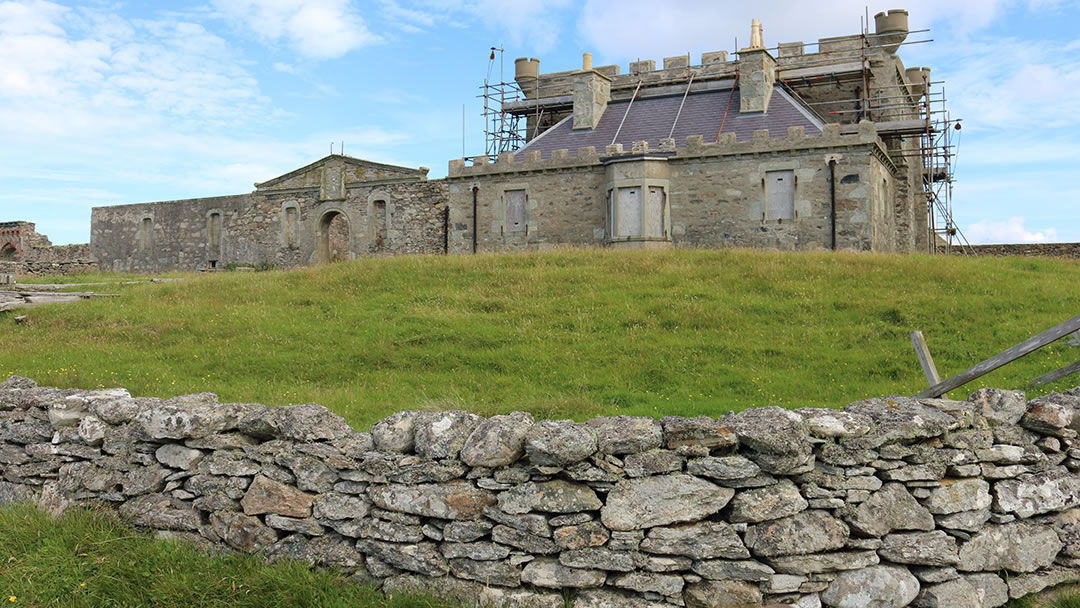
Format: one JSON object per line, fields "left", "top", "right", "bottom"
{"left": 4, "top": 376, "right": 1080, "bottom": 607}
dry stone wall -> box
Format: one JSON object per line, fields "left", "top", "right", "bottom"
{"left": 957, "top": 243, "right": 1080, "bottom": 259}
{"left": 4, "top": 376, "right": 1080, "bottom": 607}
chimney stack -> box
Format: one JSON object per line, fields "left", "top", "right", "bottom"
{"left": 750, "top": 19, "right": 764, "bottom": 49}
{"left": 738, "top": 19, "right": 776, "bottom": 113}
{"left": 572, "top": 53, "right": 610, "bottom": 130}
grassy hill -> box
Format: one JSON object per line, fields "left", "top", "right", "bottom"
{"left": 4, "top": 247, "right": 1080, "bottom": 608}
{"left": 5, "top": 248, "right": 1079, "bottom": 429}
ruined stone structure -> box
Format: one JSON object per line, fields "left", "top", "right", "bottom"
{"left": 0, "top": 221, "right": 52, "bottom": 262}
{"left": 86, "top": 11, "right": 938, "bottom": 272}
{"left": 91, "top": 157, "right": 446, "bottom": 273}
{"left": 0, "top": 222, "right": 97, "bottom": 279}
{"left": 5, "top": 376, "right": 1080, "bottom": 607}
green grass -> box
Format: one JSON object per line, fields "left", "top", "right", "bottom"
{"left": 0, "top": 503, "right": 459, "bottom": 608}
{"left": 13, "top": 271, "right": 181, "bottom": 285}
{"left": 1, "top": 248, "right": 1078, "bottom": 429}
{"left": 1008, "top": 590, "right": 1080, "bottom": 607}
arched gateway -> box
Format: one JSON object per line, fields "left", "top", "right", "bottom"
{"left": 316, "top": 210, "right": 350, "bottom": 264}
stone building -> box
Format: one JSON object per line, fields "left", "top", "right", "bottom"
{"left": 91, "top": 156, "right": 446, "bottom": 272}
{"left": 90, "top": 10, "right": 939, "bottom": 272}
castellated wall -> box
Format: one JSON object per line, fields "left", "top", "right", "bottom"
{"left": 6, "top": 378, "right": 1080, "bottom": 606}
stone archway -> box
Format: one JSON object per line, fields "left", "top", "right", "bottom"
{"left": 317, "top": 210, "right": 351, "bottom": 264}
{"left": 0, "top": 242, "right": 17, "bottom": 261}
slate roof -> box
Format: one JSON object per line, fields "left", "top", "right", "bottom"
{"left": 515, "top": 84, "right": 823, "bottom": 160}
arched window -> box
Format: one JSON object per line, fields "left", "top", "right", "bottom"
{"left": 207, "top": 212, "right": 222, "bottom": 249}
{"left": 284, "top": 206, "right": 299, "bottom": 248}
{"left": 139, "top": 217, "right": 153, "bottom": 251}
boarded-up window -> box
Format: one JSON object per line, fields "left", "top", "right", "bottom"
{"left": 207, "top": 213, "right": 222, "bottom": 249}
{"left": 766, "top": 170, "right": 795, "bottom": 220}
{"left": 140, "top": 217, "right": 152, "bottom": 251}
{"left": 506, "top": 190, "right": 526, "bottom": 233}
{"left": 645, "top": 186, "right": 665, "bottom": 237}
{"left": 616, "top": 187, "right": 642, "bottom": 237}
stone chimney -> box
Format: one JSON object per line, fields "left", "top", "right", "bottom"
{"left": 738, "top": 19, "right": 776, "bottom": 113}
{"left": 573, "top": 53, "right": 611, "bottom": 130}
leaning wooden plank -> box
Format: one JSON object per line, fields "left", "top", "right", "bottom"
{"left": 915, "top": 314, "right": 1080, "bottom": 399}
{"left": 1031, "top": 360, "right": 1080, "bottom": 387}
{"left": 910, "top": 330, "right": 942, "bottom": 387}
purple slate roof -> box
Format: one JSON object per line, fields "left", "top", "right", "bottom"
{"left": 515, "top": 85, "right": 823, "bottom": 160}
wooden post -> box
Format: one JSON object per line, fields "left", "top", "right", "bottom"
{"left": 1031, "top": 360, "right": 1080, "bottom": 387}
{"left": 915, "top": 314, "right": 1080, "bottom": 399}
{"left": 910, "top": 330, "right": 941, "bottom": 387}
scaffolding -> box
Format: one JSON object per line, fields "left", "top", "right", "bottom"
{"left": 477, "top": 14, "right": 967, "bottom": 252}
{"left": 920, "top": 88, "right": 968, "bottom": 254}
{"left": 481, "top": 47, "right": 528, "bottom": 156}
{"left": 773, "top": 25, "right": 970, "bottom": 254}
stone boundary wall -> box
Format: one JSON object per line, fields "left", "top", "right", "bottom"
{"left": 4, "top": 377, "right": 1080, "bottom": 607}
{"left": 0, "top": 259, "right": 101, "bottom": 282}
{"left": 23, "top": 242, "right": 93, "bottom": 264}
{"left": 13, "top": 259, "right": 99, "bottom": 277}
{"left": 957, "top": 243, "right": 1080, "bottom": 260}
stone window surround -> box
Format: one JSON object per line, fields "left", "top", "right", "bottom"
{"left": 280, "top": 201, "right": 300, "bottom": 249}
{"left": 605, "top": 178, "right": 671, "bottom": 242}
{"left": 755, "top": 159, "right": 810, "bottom": 224}
{"left": 366, "top": 190, "right": 394, "bottom": 251}
{"left": 493, "top": 183, "right": 534, "bottom": 237}
{"left": 138, "top": 213, "right": 154, "bottom": 252}
{"left": 206, "top": 208, "right": 224, "bottom": 251}
{"left": 764, "top": 170, "right": 796, "bottom": 222}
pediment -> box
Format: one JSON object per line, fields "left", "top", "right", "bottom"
{"left": 254, "top": 155, "right": 428, "bottom": 193}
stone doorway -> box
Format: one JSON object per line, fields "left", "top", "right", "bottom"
{"left": 0, "top": 242, "right": 17, "bottom": 261}
{"left": 317, "top": 211, "right": 351, "bottom": 264}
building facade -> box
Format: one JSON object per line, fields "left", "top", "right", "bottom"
{"left": 90, "top": 10, "right": 938, "bottom": 272}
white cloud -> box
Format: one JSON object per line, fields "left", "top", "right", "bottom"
{"left": 928, "top": 37, "right": 1080, "bottom": 132}
{"left": 0, "top": 0, "right": 66, "bottom": 36}
{"left": 0, "top": 0, "right": 416, "bottom": 245}
{"left": 408, "top": 0, "right": 574, "bottom": 53}
{"left": 209, "top": 0, "right": 380, "bottom": 59}
{"left": 379, "top": 0, "right": 436, "bottom": 34}
{"left": 966, "top": 216, "right": 1060, "bottom": 243}
{"left": 0, "top": 1, "right": 267, "bottom": 140}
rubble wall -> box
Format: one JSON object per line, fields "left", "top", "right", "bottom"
{"left": 957, "top": 243, "right": 1080, "bottom": 259}
{"left": 3, "top": 376, "right": 1080, "bottom": 607}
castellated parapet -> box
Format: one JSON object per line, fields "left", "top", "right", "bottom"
{"left": 5, "top": 374, "right": 1080, "bottom": 607}
{"left": 448, "top": 124, "right": 887, "bottom": 178}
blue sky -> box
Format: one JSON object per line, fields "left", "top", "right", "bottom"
{"left": 1, "top": 0, "right": 1077, "bottom": 246}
